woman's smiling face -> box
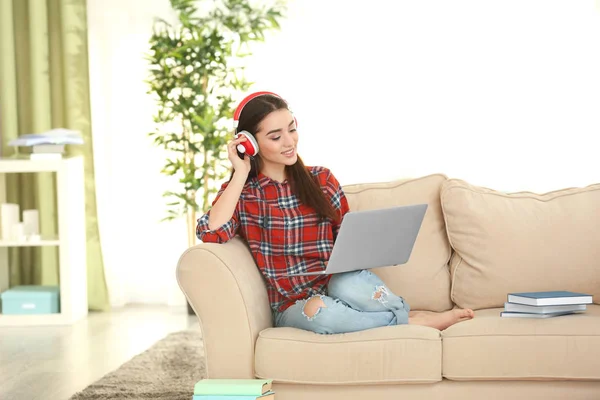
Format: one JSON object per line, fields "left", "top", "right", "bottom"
{"left": 255, "top": 108, "right": 299, "bottom": 168}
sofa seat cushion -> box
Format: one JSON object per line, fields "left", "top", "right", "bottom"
{"left": 255, "top": 325, "right": 441, "bottom": 384}
{"left": 343, "top": 173, "right": 453, "bottom": 312}
{"left": 442, "top": 305, "right": 600, "bottom": 381}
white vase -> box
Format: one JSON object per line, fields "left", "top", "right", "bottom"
{"left": 1, "top": 203, "right": 20, "bottom": 240}
{"left": 23, "top": 209, "right": 40, "bottom": 236}
{"left": 12, "top": 222, "right": 26, "bottom": 242}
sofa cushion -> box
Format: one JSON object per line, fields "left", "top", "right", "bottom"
{"left": 255, "top": 325, "right": 441, "bottom": 384}
{"left": 441, "top": 179, "right": 600, "bottom": 310}
{"left": 342, "top": 173, "right": 452, "bottom": 312}
{"left": 442, "top": 305, "right": 600, "bottom": 380}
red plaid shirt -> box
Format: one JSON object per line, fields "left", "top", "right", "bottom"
{"left": 196, "top": 166, "right": 350, "bottom": 312}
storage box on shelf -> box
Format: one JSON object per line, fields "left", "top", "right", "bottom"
{"left": 1, "top": 285, "right": 60, "bottom": 314}
{"left": 0, "top": 156, "right": 87, "bottom": 326}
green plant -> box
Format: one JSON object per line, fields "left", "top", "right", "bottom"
{"left": 146, "top": 0, "right": 286, "bottom": 246}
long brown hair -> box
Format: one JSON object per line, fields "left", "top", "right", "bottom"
{"left": 230, "top": 94, "right": 340, "bottom": 223}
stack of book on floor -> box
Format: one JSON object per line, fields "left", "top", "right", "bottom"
{"left": 193, "top": 379, "right": 274, "bottom": 399}
{"left": 501, "top": 290, "right": 593, "bottom": 318}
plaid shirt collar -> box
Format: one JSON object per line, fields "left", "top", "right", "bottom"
{"left": 256, "top": 171, "right": 290, "bottom": 189}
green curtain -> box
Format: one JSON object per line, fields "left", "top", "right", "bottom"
{"left": 0, "top": 0, "right": 109, "bottom": 310}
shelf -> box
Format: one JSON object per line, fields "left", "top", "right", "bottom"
{"left": 0, "top": 238, "right": 60, "bottom": 247}
{"left": 0, "top": 155, "right": 88, "bottom": 326}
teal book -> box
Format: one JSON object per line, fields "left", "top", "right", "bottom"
{"left": 193, "top": 379, "right": 273, "bottom": 396}
{"left": 192, "top": 391, "right": 274, "bottom": 399}
{"left": 500, "top": 311, "right": 580, "bottom": 318}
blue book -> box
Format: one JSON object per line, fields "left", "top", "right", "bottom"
{"left": 503, "top": 302, "right": 587, "bottom": 314}
{"left": 500, "top": 311, "right": 582, "bottom": 318}
{"left": 192, "top": 391, "right": 274, "bottom": 400}
{"left": 507, "top": 291, "right": 593, "bottom": 306}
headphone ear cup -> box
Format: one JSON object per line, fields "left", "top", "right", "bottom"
{"left": 236, "top": 131, "right": 259, "bottom": 157}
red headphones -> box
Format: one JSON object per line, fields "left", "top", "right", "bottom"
{"left": 233, "top": 91, "right": 297, "bottom": 157}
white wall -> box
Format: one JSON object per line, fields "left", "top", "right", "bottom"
{"left": 87, "top": 0, "right": 600, "bottom": 306}
{"left": 246, "top": 0, "right": 600, "bottom": 191}
{"left": 87, "top": 0, "right": 187, "bottom": 306}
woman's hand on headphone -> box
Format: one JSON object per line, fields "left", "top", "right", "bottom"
{"left": 228, "top": 135, "right": 251, "bottom": 176}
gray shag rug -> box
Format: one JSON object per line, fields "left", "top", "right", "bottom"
{"left": 70, "top": 329, "right": 206, "bottom": 399}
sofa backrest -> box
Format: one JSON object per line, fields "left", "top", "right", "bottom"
{"left": 342, "top": 174, "right": 453, "bottom": 312}
{"left": 441, "top": 178, "right": 600, "bottom": 310}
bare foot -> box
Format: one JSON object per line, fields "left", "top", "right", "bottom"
{"left": 408, "top": 309, "right": 474, "bottom": 330}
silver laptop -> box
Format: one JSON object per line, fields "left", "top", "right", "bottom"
{"left": 282, "top": 203, "right": 428, "bottom": 277}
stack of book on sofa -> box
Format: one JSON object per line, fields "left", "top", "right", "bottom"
{"left": 192, "top": 379, "right": 274, "bottom": 399}
{"left": 501, "top": 290, "right": 593, "bottom": 318}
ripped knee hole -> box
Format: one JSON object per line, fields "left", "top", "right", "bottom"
{"left": 372, "top": 285, "right": 389, "bottom": 301}
{"left": 303, "top": 296, "right": 326, "bottom": 319}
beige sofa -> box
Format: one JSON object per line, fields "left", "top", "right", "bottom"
{"left": 177, "top": 173, "right": 600, "bottom": 400}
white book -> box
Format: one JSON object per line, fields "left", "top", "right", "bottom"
{"left": 501, "top": 311, "right": 581, "bottom": 318}
{"left": 504, "top": 302, "right": 587, "bottom": 314}
{"left": 30, "top": 153, "right": 63, "bottom": 160}
{"left": 32, "top": 144, "right": 65, "bottom": 153}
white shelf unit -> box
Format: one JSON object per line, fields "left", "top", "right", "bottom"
{"left": 0, "top": 156, "right": 88, "bottom": 326}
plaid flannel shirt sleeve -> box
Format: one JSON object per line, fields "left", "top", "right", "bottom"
{"left": 324, "top": 169, "right": 350, "bottom": 241}
{"left": 196, "top": 181, "right": 241, "bottom": 243}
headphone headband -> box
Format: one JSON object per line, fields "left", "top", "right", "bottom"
{"left": 233, "top": 91, "right": 285, "bottom": 128}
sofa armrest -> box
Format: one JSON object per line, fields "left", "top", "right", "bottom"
{"left": 176, "top": 236, "right": 273, "bottom": 378}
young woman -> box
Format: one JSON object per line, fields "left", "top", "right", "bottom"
{"left": 196, "top": 92, "right": 474, "bottom": 334}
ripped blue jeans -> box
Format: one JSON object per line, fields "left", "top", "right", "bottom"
{"left": 273, "top": 269, "right": 410, "bottom": 334}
